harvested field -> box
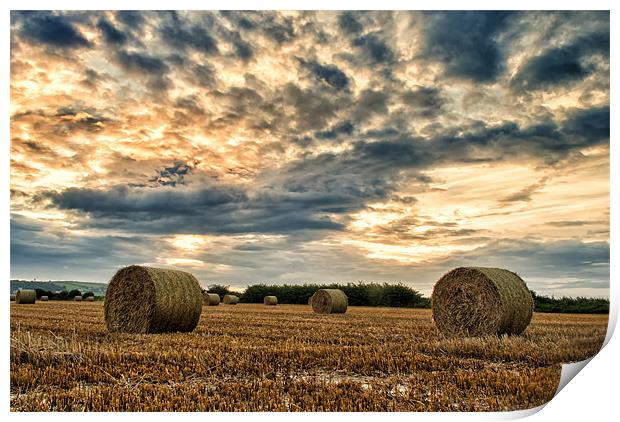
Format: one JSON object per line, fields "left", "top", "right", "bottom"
{"left": 10, "top": 302, "right": 607, "bottom": 412}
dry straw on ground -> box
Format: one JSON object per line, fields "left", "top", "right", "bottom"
{"left": 15, "top": 290, "right": 36, "bottom": 304}
{"left": 104, "top": 265, "right": 203, "bottom": 334}
{"left": 432, "top": 267, "right": 534, "bottom": 337}
{"left": 40, "top": 296, "right": 49, "bottom": 302}
{"left": 312, "top": 289, "right": 348, "bottom": 314}
{"left": 86, "top": 297, "right": 95, "bottom": 302}
{"left": 10, "top": 294, "right": 16, "bottom": 301}
{"left": 223, "top": 294, "right": 239, "bottom": 305}
{"left": 264, "top": 296, "right": 278, "bottom": 306}
{"left": 203, "top": 292, "right": 220, "bottom": 306}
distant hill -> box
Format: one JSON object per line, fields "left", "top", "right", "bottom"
{"left": 10, "top": 280, "right": 108, "bottom": 296}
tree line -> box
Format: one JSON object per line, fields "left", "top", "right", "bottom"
{"left": 32, "top": 288, "right": 96, "bottom": 300}
{"left": 206, "top": 283, "right": 609, "bottom": 314}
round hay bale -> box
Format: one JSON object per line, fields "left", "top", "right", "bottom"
{"left": 10, "top": 294, "right": 16, "bottom": 301}
{"left": 312, "top": 289, "right": 347, "bottom": 314}
{"left": 74, "top": 296, "right": 83, "bottom": 302}
{"left": 431, "top": 267, "right": 534, "bottom": 337}
{"left": 223, "top": 294, "right": 239, "bottom": 305}
{"left": 264, "top": 295, "right": 278, "bottom": 306}
{"left": 86, "top": 296, "right": 95, "bottom": 302}
{"left": 16, "top": 290, "right": 36, "bottom": 304}
{"left": 104, "top": 265, "right": 203, "bottom": 334}
{"left": 203, "top": 292, "right": 220, "bottom": 306}
{"left": 40, "top": 296, "right": 49, "bottom": 301}
{"left": 308, "top": 294, "right": 314, "bottom": 306}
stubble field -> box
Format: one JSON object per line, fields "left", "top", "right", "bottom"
{"left": 10, "top": 302, "right": 607, "bottom": 411}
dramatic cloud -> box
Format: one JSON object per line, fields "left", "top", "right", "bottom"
{"left": 17, "top": 11, "right": 91, "bottom": 49}
{"left": 421, "top": 11, "right": 514, "bottom": 81}
{"left": 511, "top": 32, "right": 610, "bottom": 91}
{"left": 10, "top": 11, "right": 609, "bottom": 297}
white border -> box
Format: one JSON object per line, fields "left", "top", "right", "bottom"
{"left": 4, "top": 1, "right": 617, "bottom": 420}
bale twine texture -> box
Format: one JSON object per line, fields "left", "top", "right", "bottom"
{"left": 223, "top": 294, "right": 239, "bottom": 305}
{"left": 264, "top": 295, "right": 278, "bottom": 306}
{"left": 431, "top": 267, "right": 534, "bottom": 337}
{"left": 312, "top": 289, "right": 348, "bottom": 314}
{"left": 203, "top": 292, "right": 220, "bottom": 306}
{"left": 40, "top": 296, "right": 49, "bottom": 301}
{"left": 16, "top": 290, "right": 36, "bottom": 304}
{"left": 104, "top": 265, "right": 203, "bottom": 334}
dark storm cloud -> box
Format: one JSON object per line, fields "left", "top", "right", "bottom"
{"left": 97, "top": 17, "right": 128, "bottom": 45}
{"left": 400, "top": 86, "right": 445, "bottom": 118}
{"left": 282, "top": 83, "right": 341, "bottom": 132}
{"left": 421, "top": 11, "right": 514, "bottom": 81}
{"left": 232, "top": 34, "right": 254, "bottom": 60}
{"left": 352, "top": 89, "right": 389, "bottom": 121}
{"left": 16, "top": 11, "right": 90, "bottom": 49}
{"left": 159, "top": 13, "right": 219, "bottom": 55}
{"left": 338, "top": 12, "right": 363, "bottom": 34}
{"left": 562, "top": 105, "right": 610, "bottom": 141}
{"left": 115, "top": 50, "right": 171, "bottom": 91}
{"left": 116, "top": 11, "right": 146, "bottom": 30}
{"left": 315, "top": 121, "right": 355, "bottom": 140}
{"left": 261, "top": 14, "right": 296, "bottom": 44}
{"left": 42, "top": 182, "right": 351, "bottom": 235}
{"left": 511, "top": 32, "right": 609, "bottom": 91}
{"left": 352, "top": 32, "right": 395, "bottom": 65}
{"left": 299, "top": 59, "right": 350, "bottom": 91}
{"left": 48, "top": 184, "right": 242, "bottom": 214}
{"left": 190, "top": 63, "right": 218, "bottom": 88}
{"left": 116, "top": 50, "right": 168, "bottom": 74}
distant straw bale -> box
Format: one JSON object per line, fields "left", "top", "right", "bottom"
{"left": 312, "top": 289, "right": 348, "bottom": 314}
{"left": 263, "top": 295, "right": 278, "bottom": 306}
{"left": 40, "top": 296, "right": 49, "bottom": 301}
{"left": 16, "top": 290, "right": 36, "bottom": 304}
{"left": 74, "top": 296, "right": 83, "bottom": 302}
{"left": 10, "top": 294, "right": 16, "bottom": 302}
{"left": 431, "top": 267, "right": 534, "bottom": 337}
{"left": 203, "top": 292, "right": 220, "bottom": 306}
{"left": 86, "top": 296, "right": 95, "bottom": 302}
{"left": 104, "top": 265, "right": 203, "bottom": 333}
{"left": 223, "top": 294, "right": 239, "bottom": 305}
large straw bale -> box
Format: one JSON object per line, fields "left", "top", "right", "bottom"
{"left": 264, "top": 295, "right": 278, "bottom": 306}
{"left": 312, "top": 289, "right": 348, "bottom": 314}
{"left": 223, "top": 294, "right": 239, "bottom": 305}
{"left": 203, "top": 292, "right": 220, "bottom": 306}
{"left": 16, "top": 290, "right": 36, "bottom": 304}
{"left": 431, "top": 267, "right": 534, "bottom": 337}
{"left": 104, "top": 265, "right": 203, "bottom": 333}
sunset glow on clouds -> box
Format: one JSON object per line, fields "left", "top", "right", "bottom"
{"left": 10, "top": 11, "right": 609, "bottom": 296}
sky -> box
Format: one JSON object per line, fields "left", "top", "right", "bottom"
{"left": 9, "top": 11, "right": 610, "bottom": 297}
